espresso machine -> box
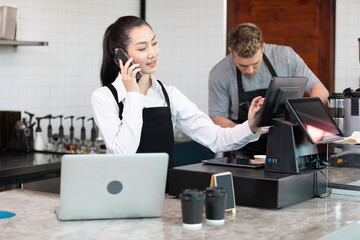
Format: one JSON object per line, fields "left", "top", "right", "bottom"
{"left": 343, "top": 88, "right": 360, "bottom": 138}
{"left": 328, "top": 92, "right": 345, "bottom": 132}
{"left": 330, "top": 89, "right": 360, "bottom": 167}
{"left": 329, "top": 38, "right": 360, "bottom": 167}
{"left": 329, "top": 93, "right": 360, "bottom": 165}
{"left": 0, "top": 111, "right": 35, "bottom": 152}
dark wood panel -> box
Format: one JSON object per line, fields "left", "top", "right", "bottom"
{"left": 244, "top": 0, "right": 319, "bottom": 6}
{"left": 259, "top": 22, "right": 319, "bottom": 38}
{"left": 250, "top": 6, "right": 319, "bottom": 21}
{"left": 264, "top": 37, "right": 318, "bottom": 53}
{"left": 318, "top": 0, "right": 335, "bottom": 93}
{"left": 300, "top": 52, "right": 319, "bottom": 75}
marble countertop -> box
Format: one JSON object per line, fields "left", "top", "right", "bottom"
{"left": 1, "top": 189, "right": 360, "bottom": 240}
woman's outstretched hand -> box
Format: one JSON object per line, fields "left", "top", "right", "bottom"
{"left": 248, "top": 96, "right": 265, "bottom": 134}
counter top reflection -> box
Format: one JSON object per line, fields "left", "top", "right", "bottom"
{"left": 0, "top": 151, "right": 62, "bottom": 169}
{"left": 0, "top": 151, "right": 62, "bottom": 187}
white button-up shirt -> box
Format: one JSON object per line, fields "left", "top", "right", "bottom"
{"left": 91, "top": 75, "right": 261, "bottom": 154}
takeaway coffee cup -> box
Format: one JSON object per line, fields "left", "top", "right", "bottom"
{"left": 179, "top": 189, "right": 204, "bottom": 229}
{"left": 204, "top": 187, "right": 227, "bottom": 225}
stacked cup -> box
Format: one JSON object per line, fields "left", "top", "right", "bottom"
{"left": 179, "top": 189, "right": 204, "bottom": 229}
{"left": 204, "top": 187, "right": 228, "bottom": 225}
{"left": 180, "top": 187, "right": 228, "bottom": 229}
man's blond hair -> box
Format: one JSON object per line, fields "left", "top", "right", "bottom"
{"left": 228, "top": 23, "right": 263, "bottom": 58}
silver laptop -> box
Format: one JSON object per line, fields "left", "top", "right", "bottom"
{"left": 55, "top": 153, "right": 168, "bottom": 220}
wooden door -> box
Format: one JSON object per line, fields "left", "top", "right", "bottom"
{"left": 227, "top": 0, "right": 335, "bottom": 93}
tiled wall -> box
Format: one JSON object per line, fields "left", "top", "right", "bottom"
{"left": 0, "top": 0, "right": 225, "bottom": 140}
{"left": 146, "top": 0, "right": 226, "bottom": 113}
{"left": 0, "top": 0, "right": 139, "bottom": 138}
{"left": 1, "top": 0, "right": 356, "bottom": 140}
{"left": 335, "top": 0, "right": 360, "bottom": 92}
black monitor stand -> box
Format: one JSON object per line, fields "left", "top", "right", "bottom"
{"left": 265, "top": 118, "right": 319, "bottom": 173}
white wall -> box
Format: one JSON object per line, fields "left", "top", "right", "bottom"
{"left": 146, "top": 0, "right": 226, "bottom": 113}
{"left": 0, "top": 0, "right": 225, "bottom": 140}
{"left": 0, "top": 0, "right": 140, "bottom": 138}
{"left": 335, "top": 0, "right": 360, "bottom": 92}
{"left": 1, "top": 0, "right": 356, "bottom": 140}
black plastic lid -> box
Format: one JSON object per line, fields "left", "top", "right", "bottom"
{"left": 204, "top": 187, "right": 227, "bottom": 197}
{"left": 179, "top": 189, "right": 204, "bottom": 200}
{"left": 343, "top": 88, "right": 360, "bottom": 98}
{"left": 328, "top": 92, "right": 345, "bottom": 99}
{"left": 352, "top": 92, "right": 360, "bottom": 98}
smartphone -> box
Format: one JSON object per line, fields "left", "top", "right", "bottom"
{"left": 114, "top": 48, "right": 142, "bottom": 82}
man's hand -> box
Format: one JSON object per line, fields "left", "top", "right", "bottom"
{"left": 260, "top": 126, "right": 270, "bottom": 134}
{"left": 248, "top": 96, "right": 264, "bottom": 133}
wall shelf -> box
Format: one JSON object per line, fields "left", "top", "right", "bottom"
{"left": 0, "top": 40, "right": 48, "bottom": 46}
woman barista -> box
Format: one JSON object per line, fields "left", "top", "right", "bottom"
{"left": 91, "top": 16, "right": 265, "bottom": 168}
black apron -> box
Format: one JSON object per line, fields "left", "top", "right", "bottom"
{"left": 230, "top": 54, "right": 277, "bottom": 158}
{"left": 106, "top": 80, "right": 174, "bottom": 169}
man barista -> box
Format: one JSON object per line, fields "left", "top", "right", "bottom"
{"left": 208, "top": 23, "right": 329, "bottom": 158}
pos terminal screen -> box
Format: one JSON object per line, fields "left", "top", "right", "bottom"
{"left": 256, "top": 77, "right": 308, "bottom": 127}
{"left": 285, "top": 98, "right": 344, "bottom": 144}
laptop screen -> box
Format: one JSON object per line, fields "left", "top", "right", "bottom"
{"left": 58, "top": 153, "right": 169, "bottom": 220}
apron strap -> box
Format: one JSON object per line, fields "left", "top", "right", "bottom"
{"left": 236, "top": 67, "right": 244, "bottom": 100}
{"left": 106, "top": 84, "right": 124, "bottom": 120}
{"left": 106, "top": 80, "right": 169, "bottom": 121}
{"left": 157, "top": 80, "right": 171, "bottom": 112}
{"left": 262, "top": 53, "right": 277, "bottom": 77}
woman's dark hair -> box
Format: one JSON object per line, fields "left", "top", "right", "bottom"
{"left": 100, "top": 16, "right": 151, "bottom": 86}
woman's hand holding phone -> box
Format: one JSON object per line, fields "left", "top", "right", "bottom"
{"left": 119, "top": 57, "right": 141, "bottom": 93}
